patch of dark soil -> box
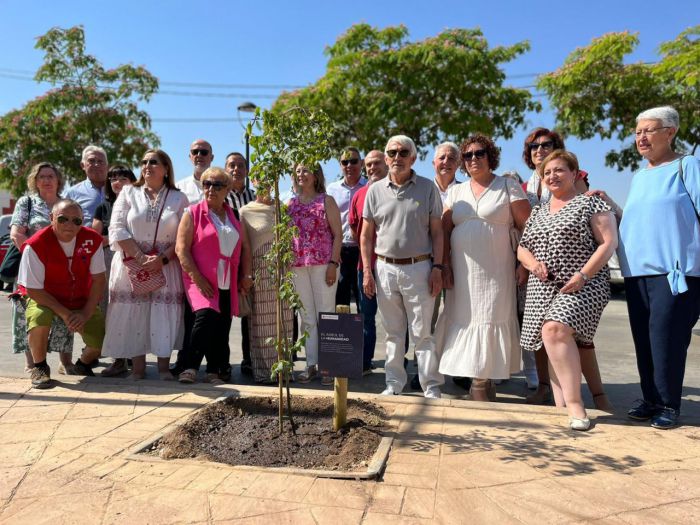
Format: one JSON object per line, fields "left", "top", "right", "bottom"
{"left": 152, "top": 396, "right": 387, "bottom": 471}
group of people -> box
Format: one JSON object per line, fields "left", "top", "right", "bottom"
{"left": 8, "top": 105, "right": 699, "bottom": 432}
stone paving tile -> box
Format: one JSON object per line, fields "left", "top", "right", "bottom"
{"left": 612, "top": 499, "right": 700, "bottom": 524}
{"left": 0, "top": 402, "right": 72, "bottom": 423}
{"left": 401, "top": 487, "right": 435, "bottom": 519}
{"left": 158, "top": 464, "right": 211, "bottom": 489}
{"left": 309, "top": 505, "right": 364, "bottom": 524}
{"left": 434, "top": 487, "right": 521, "bottom": 524}
{"left": 0, "top": 491, "right": 111, "bottom": 525}
{"left": 10, "top": 386, "right": 82, "bottom": 407}
{"left": 385, "top": 452, "right": 440, "bottom": 478}
{"left": 391, "top": 436, "right": 441, "bottom": 456}
{"left": 104, "top": 487, "right": 210, "bottom": 524}
{"left": 127, "top": 462, "right": 184, "bottom": 488}
{"left": 12, "top": 466, "right": 112, "bottom": 500}
{"left": 0, "top": 419, "right": 60, "bottom": 443}
{"left": 367, "top": 484, "right": 405, "bottom": 515}
{"left": 302, "top": 478, "right": 370, "bottom": 509}
{"left": 437, "top": 450, "right": 544, "bottom": 489}
{"left": 0, "top": 467, "right": 28, "bottom": 500}
{"left": 381, "top": 472, "right": 437, "bottom": 490}
{"left": 361, "top": 512, "right": 433, "bottom": 524}
{"left": 209, "top": 493, "right": 308, "bottom": 521}
{"left": 242, "top": 472, "right": 315, "bottom": 502}
{"left": 186, "top": 467, "right": 231, "bottom": 492}
{"left": 52, "top": 415, "right": 133, "bottom": 439}
{"left": 212, "top": 470, "right": 261, "bottom": 495}
{"left": 0, "top": 442, "right": 46, "bottom": 468}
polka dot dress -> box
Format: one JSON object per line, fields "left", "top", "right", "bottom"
{"left": 520, "top": 194, "right": 612, "bottom": 352}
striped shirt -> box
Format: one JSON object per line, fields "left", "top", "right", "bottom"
{"left": 227, "top": 188, "right": 256, "bottom": 214}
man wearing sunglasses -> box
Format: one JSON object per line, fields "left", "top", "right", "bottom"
{"left": 17, "top": 199, "right": 106, "bottom": 388}
{"left": 326, "top": 147, "right": 367, "bottom": 311}
{"left": 180, "top": 139, "right": 214, "bottom": 205}
{"left": 65, "top": 145, "right": 108, "bottom": 228}
{"left": 361, "top": 136, "right": 444, "bottom": 399}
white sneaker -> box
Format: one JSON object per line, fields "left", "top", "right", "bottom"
{"left": 424, "top": 388, "right": 441, "bottom": 399}
{"left": 380, "top": 387, "right": 399, "bottom": 396}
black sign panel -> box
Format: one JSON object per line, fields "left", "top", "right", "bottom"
{"left": 318, "top": 312, "right": 363, "bottom": 379}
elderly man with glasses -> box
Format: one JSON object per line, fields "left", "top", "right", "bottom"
{"left": 327, "top": 147, "right": 367, "bottom": 311}
{"left": 361, "top": 136, "right": 444, "bottom": 398}
{"left": 180, "top": 139, "right": 215, "bottom": 205}
{"left": 17, "top": 199, "right": 106, "bottom": 388}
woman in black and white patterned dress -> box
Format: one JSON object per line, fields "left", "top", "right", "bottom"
{"left": 518, "top": 150, "right": 618, "bottom": 431}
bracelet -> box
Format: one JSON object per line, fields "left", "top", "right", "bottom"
{"left": 243, "top": 274, "right": 254, "bottom": 280}
{"left": 432, "top": 264, "right": 445, "bottom": 271}
{"left": 576, "top": 270, "right": 590, "bottom": 282}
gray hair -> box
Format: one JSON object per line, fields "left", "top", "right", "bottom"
{"left": 433, "top": 141, "right": 460, "bottom": 160}
{"left": 636, "top": 106, "right": 680, "bottom": 129}
{"left": 81, "top": 145, "right": 108, "bottom": 163}
{"left": 52, "top": 198, "right": 83, "bottom": 215}
{"left": 385, "top": 135, "right": 417, "bottom": 157}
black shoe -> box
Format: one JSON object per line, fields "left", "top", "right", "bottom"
{"left": 452, "top": 376, "right": 472, "bottom": 390}
{"left": 410, "top": 374, "right": 421, "bottom": 391}
{"left": 651, "top": 407, "right": 680, "bottom": 430}
{"left": 30, "top": 365, "right": 51, "bottom": 389}
{"left": 240, "top": 360, "right": 253, "bottom": 377}
{"left": 627, "top": 399, "right": 659, "bottom": 421}
{"left": 72, "top": 360, "right": 95, "bottom": 377}
{"left": 219, "top": 364, "right": 232, "bottom": 382}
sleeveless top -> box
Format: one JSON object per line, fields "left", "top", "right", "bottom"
{"left": 288, "top": 193, "right": 333, "bottom": 267}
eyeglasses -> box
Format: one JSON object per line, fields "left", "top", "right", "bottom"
{"left": 141, "top": 158, "right": 160, "bottom": 166}
{"left": 634, "top": 127, "right": 669, "bottom": 137}
{"left": 529, "top": 140, "right": 554, "bottom": 151}
{"left": 462, "top": 149, "right": 488, "bottom": 161}
{"left": 191, "top": 149, "right": 210, "bottom": 156}
{"left": 56, "top": 215, "right": 83, "bottom": 226}
{"left": 340, "top": 158, "right": 360, "bottom": 166}
{"left": 202, "top": 181, "right": 227, "bottom": 191}
{"left": 386, "top": 149, "right": 411, "bottom": 158}
{"left": 37, "top": 174, "right": 57, "bottom": 180}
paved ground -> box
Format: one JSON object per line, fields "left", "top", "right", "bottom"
{"left": 1, "top": 290, "right": 700, "bottom": 524}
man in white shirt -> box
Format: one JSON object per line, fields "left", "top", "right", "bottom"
{"left": 179, "top": 139, "right": 214, "bottom": 205}
{"left": 18, "top": 199, "right": 106, "bottom": 388}
{"left": 326, "top": 147, "right": 366, "bottom": 310}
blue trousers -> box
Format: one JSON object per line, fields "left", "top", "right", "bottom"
{"left": 625, "top": 275, "right": 700, "bottom": 411}
{"left": 357, "top": 269, "right": 377, "bottom": 370}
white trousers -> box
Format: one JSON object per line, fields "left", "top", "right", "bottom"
{"left": 375, "top": 259, "right": 444, "bottom": 393}
{"left": 292, "top": 264, "right": 338, "bottom": 367}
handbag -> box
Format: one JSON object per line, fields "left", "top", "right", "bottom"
{"left": 237, "top": 291, "right": 252, "bottom": 318}
{"left": 123, "top": 188, "right": 169, "bottom": 295}
{"left": 0, "top": 196, "right": 32, "bottom": 280}
{"left": 678, "top": 155, "right": 700, "bottom": 223}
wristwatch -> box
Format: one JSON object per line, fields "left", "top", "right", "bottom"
{"left": 576, "top": 270, "right": 589, "bottom": 282}
{"left": 161, "top": 255, "right": 170, "bottom": 266}
{"left": 432, "top": 264, "right": 445, "bottom": 271}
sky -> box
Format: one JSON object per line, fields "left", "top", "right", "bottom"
{"left": 0, "top": 0, "right": 697, "bottom": 204}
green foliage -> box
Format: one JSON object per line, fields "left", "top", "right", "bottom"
{"left": 0, "top": 26, "right": 159, "bottom": 195}
{"left": 537, "top": 27, "right": 700, "bottom": 171}
{"left": 273, "top": 24, "right": 539, "bottom": 157}
{"left": 248, "top": 106, "right": 336, "bottom": 432}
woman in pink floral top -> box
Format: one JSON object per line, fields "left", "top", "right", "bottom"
{"left": 287, "top": 164, "right": 342, "bottom": 383}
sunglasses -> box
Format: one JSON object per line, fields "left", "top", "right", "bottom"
{"left": 141, "top": 158, "right": 160, "bottom": 166}
{"left": 191, "top": 149, "right": 210, "bottom": 157}
{"left": 57, "top": 215, "right": 83, "bottom": 226}
{"left": 462, "top": 149, "right": 488, "bottom": 161}
{"left": 386, "top": 149, "right": 411, "bottom": 158}
{"left": 529, "top": 140, "right": 554, "bottom": 151}
{"left": 202, "top": 181, "right": 227, "bottom": 191}
{"left": 340, "top": 158, "right": 360, "bottom": 166}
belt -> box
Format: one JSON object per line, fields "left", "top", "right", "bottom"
{"left": 376, "top": 253, "right": 431, "bottom": 265}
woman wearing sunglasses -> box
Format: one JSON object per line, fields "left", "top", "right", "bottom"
{"left": 102, "top": 149, "right": 188, "bottom": 380}
{"left": 518, "top": 150, "right": 617, "bottom": 431}
{"left": 520, "top": 129, "right": 613, "bottom": 411}
{"left": 434, "top": 134, "right": 531, "bottom": 401}
{"left": 10, "top": 163, "right": 76, "bottom": 374}
{"left": 175, "top": 167, "right": 252, "bottom": 384}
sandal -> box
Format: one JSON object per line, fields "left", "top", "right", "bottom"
{"left": 178, "top": 369, "right": 197, "bottom": 384}
{"left": 101, "top": 359, "right": 128, "bottom": 377}
{"left": 206, "top": 373, "right": 225, "bottom": 385}
{"left": 526, "top": 383, "right": 552, "bottom": 405}
{"left": 321, "top": 375, "right": 334, "bottom": 387}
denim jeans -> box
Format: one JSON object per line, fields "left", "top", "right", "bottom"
{"left": 625, "top": 275, "right": 700, "bottom": 411}
{"left": 358, "top": 269, "right": 377, "bottom": 370}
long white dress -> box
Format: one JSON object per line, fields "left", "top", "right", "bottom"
{"left": 435, "top": 176, "right": 526, "bottom": 379}
{"left": 103, "top": 185, "right": 188, "bottom": 358}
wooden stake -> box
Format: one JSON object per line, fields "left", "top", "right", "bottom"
{"left": 333, "top": 305, "right": 350, "bottom": 431}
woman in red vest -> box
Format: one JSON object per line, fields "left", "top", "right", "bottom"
{"left": 176, "top": 167, "right": 253, "bottom": 384}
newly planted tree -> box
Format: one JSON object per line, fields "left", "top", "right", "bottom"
{"left": 248, "top": 107, "right": 336, "bottom": 433}
{"left": 0, "top": 25, "right": 159, "bottom": 195}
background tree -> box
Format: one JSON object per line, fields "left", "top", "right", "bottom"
{"left": 273, "top": 24, "right": 539, "bottom": 157}
{"left": 0, "top": 25, "right": 159, "bottom": 195}
{"left": 248, "top": 107, "right": 336, "bottom": 433}
{"left": 538, "top": 26, "right": 700, "bottom": 171}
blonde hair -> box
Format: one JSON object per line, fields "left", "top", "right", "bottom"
{"left": 538, "top": 149, "right": 580, "bottom": 178}
{"left": 27, "top": 162, "right": 65, "bottom": 195}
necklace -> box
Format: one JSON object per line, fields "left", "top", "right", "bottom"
{"left": 145, "top": 185, "right": 166, "bottom": 222}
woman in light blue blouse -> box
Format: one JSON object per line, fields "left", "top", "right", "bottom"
{"left": 619, "top": 106, "right": 700, "bottom": 430}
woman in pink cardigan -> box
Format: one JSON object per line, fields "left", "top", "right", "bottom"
{"left": 175, "top": 167, "right": 253, "bottom": 384}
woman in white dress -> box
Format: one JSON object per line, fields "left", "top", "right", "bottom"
{"left": 103, "top": 149, "right": 188, "bottom": 379}
{"left": 435, "top": 134, "right": 531, "bottom": 401}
